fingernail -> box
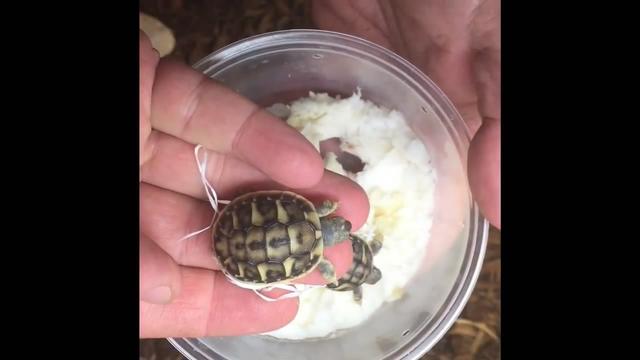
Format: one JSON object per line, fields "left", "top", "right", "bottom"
{"left": 142, "top": 286, "right": 173, "bottom": 304}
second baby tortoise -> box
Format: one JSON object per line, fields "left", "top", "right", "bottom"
{"left": 212, "top": 190, "right": 353, "bottom": 287}
{"left": 326, "top": 234, "right": 382, "bottom": 303}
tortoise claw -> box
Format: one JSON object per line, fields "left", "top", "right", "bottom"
{"left": 353, "top": 286, "right": 363, "bottom": 304}
{"left": 365, "top": 266, "right": 382, "bottom": 285}
{"left": 316, "top": 200, "right": 339, "bottom": 217}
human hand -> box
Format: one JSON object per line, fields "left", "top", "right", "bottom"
{"left": 312, "top": 0, "right": 500, "bottom": 228}
{"left": 139, "top": 31, "right": 369, "bottom": 338}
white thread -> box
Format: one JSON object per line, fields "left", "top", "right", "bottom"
{"left": 179, "top": 144, "right": 325, "bottom": 302}
{"left": 177, "top": 217, "right": 215, "bottom": 242}
{"left": 194, "top": 144, "right": 220, "bottom": 213}
{"left": 177, "top": 145, "right": 223, "bottom": 243}
{"left": 219, "top": 274, "right": 325, "bottom": 301}
{"left": 253, "top": 284, "right": 324, "bottom": 302}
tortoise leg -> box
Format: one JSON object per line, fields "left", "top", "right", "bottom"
{"left": 316, "top": 200, "right": 339, "bottom": 217}
{"left": 365, "top": 266, "right": 382, "bottom": 285}
{"left": 318, "top": 258, "right": 338, "bottom": 285}
{"left": 320, "top": 217, "right": 352, "bottom": 247}
{"left": 370, "top": 238, "right": 383, "bottom": 255}
{"left": 353, "top": 286, "right": 363, "bottom": 304}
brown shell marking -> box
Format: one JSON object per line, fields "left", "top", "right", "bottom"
{"left": 327, "top": 235, "right": 374, "bottom": 291}
{"left": 213, "top": 191, "right": 324, "bottom": 284}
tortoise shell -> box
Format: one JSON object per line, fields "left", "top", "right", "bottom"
{"left": 327, "top": 235, "right": 375, "bottom": 292}
{"left": 212, "top": 190, "right": 324, "bottom": 285}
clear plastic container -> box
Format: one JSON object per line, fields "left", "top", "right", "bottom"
{"left": 169, "top": 30, "right": 488, "bottom": 360}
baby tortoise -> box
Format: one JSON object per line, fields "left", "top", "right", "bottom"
{"left": 327, "top": 234, "right": 382, "bottom": 303}
{"left": 212, "top": 190, "right": 352, "bottom": 286}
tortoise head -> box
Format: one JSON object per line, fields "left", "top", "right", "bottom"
{"left": 320, "top": 216, "right": 352, "bottom": 247}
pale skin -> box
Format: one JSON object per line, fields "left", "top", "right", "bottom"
{"left": 311, "top": 0, "right": 500, "bottom": 228}
{"left": 140, "top": 0, "right": 500, "bottom": 338}
{"left": 139, "top": 32, "right": 367, "bottom": 338}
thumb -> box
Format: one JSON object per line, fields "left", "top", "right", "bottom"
{"left": 468, "top": 118, "right": 500, "bottom": 228}
{"left": 469, "top": 44, "right": 500, "bottom": 228}
{"left": 140, "top": 234, "right": 182, "bottom": 304}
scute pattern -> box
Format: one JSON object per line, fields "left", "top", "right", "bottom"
{"left": 212, "top": 191, "right": 324, "bottom": 284}
{"left": 327, "top": 236, "right": 374, "bottom": 291}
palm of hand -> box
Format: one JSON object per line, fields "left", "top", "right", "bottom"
{"left": 313, "top": 0, "right": 500, "bottom": 228}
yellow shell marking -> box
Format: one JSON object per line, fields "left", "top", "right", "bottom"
{"left": 251, "top": 202, "right": 264, "bottom": 226}
{"left": 304, "top": 211, "right": 321, "bottom": 229}
{"left": 282, "top": 257, "right": 296, "bottom": 278}
{"left": 232, "top": 211, "right": 239, "bottom": 229}
{"left": 275, "top": 200, "right": 289, "bottom": 223}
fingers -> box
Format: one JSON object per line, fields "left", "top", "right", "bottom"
{"left": 140, "top": 179, "right": 365, "bottom": 280}
{"left": 141, "top": 129, "right": 370, "bottom": 228}
{"left": 468, "top": 118, "right": 500, "bottom": 228}
{"left": 149, "top": 59, "right": 324, "bottom": 189}
{"left": 140, "top": 234, "right": 182, "bottom": 304}
{"left": 469, "top": 38, "right": 500, "bottom": 229}
{"left": 140, "top": 183, "right": 220, "bottom": 270}
{"left": 306, "top": 170, "right": 370, "bottom": 229}
{"left": 141, "top": 130, "right": 267, "bottom": 201}
{"left": 140, "top": 267, "right": 298, "bottom": 338}
{"left": 140, "top": 31, "right": 160, "bottom": 166}
{"left": 311, "top": 0, "right": 392, "bottom": 49}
